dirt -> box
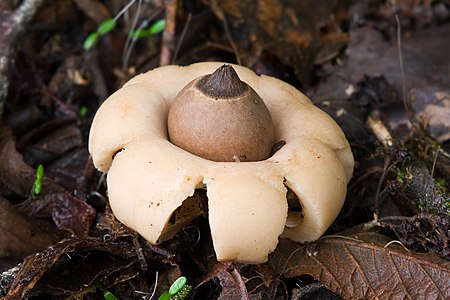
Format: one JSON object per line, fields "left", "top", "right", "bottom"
{"left": 0, "top": 1, "right": 449, "bottom": 299}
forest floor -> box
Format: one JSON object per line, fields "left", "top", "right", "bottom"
{"left": 0, "top": 0, "right": 449, "bottom": 299}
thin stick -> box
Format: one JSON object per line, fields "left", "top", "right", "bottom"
{"left": 172, "top": 12, "right": 192, "bottom": 64}
{"left": 230, "top": 266, "right": 249, "bottom": 300}
{"left": 122, "top": 0, "right": 143, "bottom": 70}
{"left": 0, "top": 0, "right": 45, "bottom": 121}
{"left": 123, "top": 6, "right": 164, "bottom": 70}
{"left": 160, "top": 0, "right": 177, "bottom": 66}
{"left": 222, "top": 17, "right": 241, "bottom": 65}
{"left": 430, "top": 145, "right": 440, "bottom": 178}
{"left": 148, "top": 271, "right": 159, "bottom": 300}
{"left": 367, "top": 114, "right": 394, "bottom": 148}
{"left": 395, "top": 14, "right": 412, "bottom": 123}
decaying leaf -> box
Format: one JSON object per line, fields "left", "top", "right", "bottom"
{"left": 206, "top": 0, "right": 348, "bottom": 85}
{"left": 313, "top": 23, "right": 450, "bottom": 136}
{"left": 5, "top": 237, "right": 141, "bottom": 299}
{"left": 18, "top": 191, "right": 96, "bottom": 237}
{"left": 269, "top": 233, "right": 450, "bottom": 299}
{"left": 0, "top": 195, "right": 60, "bottom": 259}
{"left": 379, "top": 214, "right": 450, "bottom": 260}
{"left": 195, "top": 262, "right": 246, "bottom": 299}
{"left": 0, "top": 127, "right": 43, "bottom": 198}
{"left": 0, "top": 126, "right": 96, "bottom": 237}
{"left": 411, "top": 87, "right": 450, "bottom": 143}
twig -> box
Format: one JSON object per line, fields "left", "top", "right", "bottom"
{"left": 160, "top": 0, "right": 177, "bottom": 66}
{"left": 229, "top": 265, "right": 249, "bottom": 300}
{"left": 0, "top": 0, "right": 44, "bottom": 121}
{"left": 172, "top": 12, "right": 192, "bottom": 64}
{"left": 395, "top": 14, "right": 413, "bottom": 124}
{"left": 430, "top": 145, "right": 440, "bottom": 178}
{"left": 384, "top": 240, "right": 411, "bottom": 253}
{"left": 366, "top": 111, "right": 395, "bottom": 213}
{"left": 122, "top": 0, "right": 142, "bottom": 70}
{"left": 122, "top": 6, "right": 164, "bottom": 71}
{"left": 367, "top": 113, "right": 394, "bottom": 148}
{"left": 222, "top": 16, "right": 241, "bottom": 65}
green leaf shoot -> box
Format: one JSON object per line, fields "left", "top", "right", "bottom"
{"left": 83, "top": 32, "right": 99, "bottom": 50}
{"left": 149, "top": 19, "right": 166, "bottom": 35}
{"left": 33, "top": 164, "right": 44, "bottom": 196}
{"left": 169, "top": 276, "right": 187, "bottom": 295}
{"left": 158, "top": 292, "right": 171, "bottom": 300}
{"left": 98, "top": 18, "right": 117, "bottom": 35}
{"left": 79, "top": 105, "right": 88, "bottom": 117}
{"left": 103, "top": 290, "right": 118, "bottom": 300}
{"left": 130, "top": 19, "right": 166, "bottom": 40}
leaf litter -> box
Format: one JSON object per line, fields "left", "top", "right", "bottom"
{"left": 0, "top": 0, "right": 449, "bottom": 299}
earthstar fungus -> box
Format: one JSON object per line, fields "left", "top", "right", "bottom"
{"left": 89, "top": 62, "right": 354, "bottom": 264}
{"left": 168, "top": 65, "right": 275, "bottom": 162}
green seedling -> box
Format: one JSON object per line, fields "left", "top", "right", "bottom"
{"left": 79, "top": 105, "right": 89, "bottom": 117}
{"left": 97, "top": 18, "right": 117, "bottom": 35}
{"left": 33, "top": 164, "right": 44, "bottom": 196}
{"left": 435, "top": 177, "right": 447, "bottom": 189}
{"left": 103, "top": 290, "right": 119, "bottom": 300}
{"left": 396, "top": 168, "right": 406, "bottom": 183}
{"left": 130, "top": 19, "right": 166, "bottom": 40}
{"left": 83, "top": 0, "right": 165, "bottom": 51}
{"left": 158, "top": 276, "right": 192, "bottom": 300}
{"left": 83, "top": 18, "right": 118, "bottom": 50}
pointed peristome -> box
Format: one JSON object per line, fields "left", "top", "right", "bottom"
{"left": 195, "top": 64, "right": 248, "bottom": 99}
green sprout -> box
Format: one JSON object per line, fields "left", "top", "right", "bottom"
{"left": 33, "top": 164, "right": 44, "bottom": 196}
{"left": 130, "top": 19, "right": 166, "bottom": 40}
{"left": 79, "top": 105, "right": 89, "bottom": 117}
{"left": 83, "top": 10, "right": 165, "bottom": 50}
{"left": 83, "top": 18, "right": 117, "bottom": 50}
{"left": 158, "top": 276, "right": 192, "bottom": 300}
{"left": 396, "top": 168, "right": 406, "bottom": 183}
{"left": 435, "top": 177, "right": 447, "bottom": 189}
{"left": 103, "top": 290, "right": 119, "bottom": 300}
{"left": 97, "top": 18, "right": 117, "bottom": 35}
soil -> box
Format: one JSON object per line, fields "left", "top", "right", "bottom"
{"left": 0, "top": 1, "right": 449, "bottom": 299}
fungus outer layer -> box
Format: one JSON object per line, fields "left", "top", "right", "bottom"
{"left": 168, "top": 64, "right": 275, "bottom": 162}
{"left": 88, "top": 62, "right": 354, "bottom": 264}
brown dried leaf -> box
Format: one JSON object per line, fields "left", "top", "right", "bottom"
{"left": 18, "top": 192, "right": 96, "bottom": 238}
{"left": 0, "top": 127, "right": 40, "bottom": 198}
{"left": 206, "top": 0, "right": 347, "bottom": 85}
{"left": 313, "top": 24, "right": 450, "bottom": 113}
{"left": 0, "top": 126, "right": 96, "bottom": 237}
{"left": 269, "top": 234, "right": 450, "bottom": 299}
{"left": 379, "top": 215, "right": 450, "bottom": 260}
{"left": 411, "top": 86, "right": 450, "bottom": 143}
{"left": 0, "top": 196, "right": 60, "bottom": 259}
{"left": 195, "top": 262, "right": 246, "bottom": 299}
{"left": 72, "top": 0, "right": 111, "bottom": 24}
{"left": 18, "top": 120, "right": 82, "bottom": 166}
{"left": 6, "top": 237, "right": 140, "bottom": 299}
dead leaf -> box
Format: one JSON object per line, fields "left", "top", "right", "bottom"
{"left": 411, "top": 87, "right": 450, "bottom": 143}
{"left": 5, "top": 237, "right": 140, "bottom": 299}
{"left": 72, "top": 0, "right": 111, "bottom": 24}
{"left": 0, "top": 126, "right": 96, "bottom": 237}
{"left": 0, "top": 195, "right": 60, "bottom": 259}
{"left": 269, "top": 234, "right": 450, "bottom": 299}
{"left": 379, "top": 214, "right": 450, "bottom": 260}
{"left": 206, "top": 0, "right": 347, "bottom": 85}
{"left": 0, "top": 127, "right": 40, "bottom": 198}
{"left": 313, "top": 24, "right": 450, "bottom": 135}
{"left": 195, "top": 262, "right": 247, "bottom": 299}
{"left": 18, "top": 191, "right": 96, "bottom": 238}
{"left": 18, "top": 120, "right": 82, "bottom": 166}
